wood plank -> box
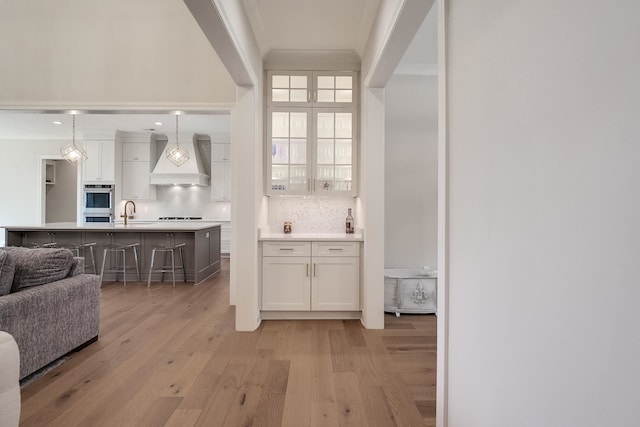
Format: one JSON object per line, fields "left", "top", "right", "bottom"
{"left": 252, "top": 360, "right": 290, "bottom": 426}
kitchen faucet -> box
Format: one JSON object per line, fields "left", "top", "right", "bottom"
{"left": 121, "top": 200, "right": 136, "bottom": 225}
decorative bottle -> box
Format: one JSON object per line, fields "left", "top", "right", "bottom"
{"left": 346, "top": 209, "right": 354, "bottom": 234}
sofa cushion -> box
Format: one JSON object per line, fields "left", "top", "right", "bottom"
{"left": 4, "top": 247, "right": 74, "bottom": 292}
{"left": 0, "top": 250, "right": 15, "bottom": 296}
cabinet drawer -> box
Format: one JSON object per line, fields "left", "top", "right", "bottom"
{"left": 263, "top": 241, "right": 311, "bottom": 256}
{"left": 312, "top": 242, "right": 360, "bottom": 257}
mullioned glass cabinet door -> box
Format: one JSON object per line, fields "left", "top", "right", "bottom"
{"left": 267, "top": 108, "right": 312, "bottom": 195}
{"left": 313, "top": 108, "right": 356, "bottom": 196}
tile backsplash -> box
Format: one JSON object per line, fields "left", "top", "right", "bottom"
{"left": 268, "top": 196, "right": 356, "bottom": 233}
{"left": 118, "top": 186, "right": 230, "bottom": 221}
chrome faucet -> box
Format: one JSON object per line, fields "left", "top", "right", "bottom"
{"left": 121, "top": 200, "right": 136, "bottom": 225}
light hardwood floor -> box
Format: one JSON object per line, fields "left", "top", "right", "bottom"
{"left": 19, "top": 259, "right": 436, "bottom": 426}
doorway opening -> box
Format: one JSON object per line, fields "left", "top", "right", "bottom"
{"left": 38, "top": 156, "right": 79, "bottom": 224}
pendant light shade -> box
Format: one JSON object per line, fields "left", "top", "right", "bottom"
{"left": 60, "top": 114, "right": 88, "bottom": 164}
{"left": 166, "top": 114, "right": 189, "bottom": 166}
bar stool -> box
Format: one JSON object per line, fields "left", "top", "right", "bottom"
{"left": 147, "top": 242, "right": 186, "bottom": 287}
{"left": 44, "top": 242, "right": 97, "bottom": 274}
{"left": 100, "top": 242, "right": 140, "bottom": 287}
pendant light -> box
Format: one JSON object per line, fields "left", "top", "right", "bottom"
{"left": 166, "top": 113, "right": 189, "bottom": 166}
{"left": 60, "top": 114, "right": 88, "bottom": 164}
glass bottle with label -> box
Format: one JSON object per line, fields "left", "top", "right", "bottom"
{"left": 346, "top": 209, "right": 354, "bottom": 234}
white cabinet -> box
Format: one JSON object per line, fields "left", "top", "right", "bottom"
{"left": 121, "top": 142, "right": 154, "bottom": 200}
{"left": 121, "top": 162, "right": 150, "bottom": 200}
{"left": 211, "top": 142, "right": 231, "bottom": 201}
{"left": 266, "top": 71, "right": 357, "bottom": 196}
{"left": 261, "top": 241, "right": 360, "bottom": 312}
{"left": 83, "top": 140, "right": 115, "bottom": 183}
{"left": 219, "top": 221, "right": 231, "bottom": 256}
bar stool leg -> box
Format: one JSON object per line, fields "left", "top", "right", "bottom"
{"left": 100, "top": 248, "right": 108, "bottom": 283}
{"left": 170, "top": 250, "right": 176, "bottom": 287}
{"left": 133, "top": 246, "right": 140, "bottom": 281}
{"left": 88, "top": 245, "right": 97, "bottom": 274}
{"left": 148, "top": 248, "right": 156, "bottom": 287}
{"left": 122, "top": 249, "right": 127, "bottom": 287}
{"left": 179, "top": 246, "right": 186, "bottom": 282}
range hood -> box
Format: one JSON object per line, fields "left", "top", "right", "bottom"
{"left": 149, "top": 136, "right": 210, "bottom": 186}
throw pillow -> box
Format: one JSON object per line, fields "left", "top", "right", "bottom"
{"left": 0, "top": 250, "right": 15, "bottom": 296}
{"left": 5, "top": 247, "right": 74, "bottom": 292}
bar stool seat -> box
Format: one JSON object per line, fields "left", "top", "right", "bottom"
{"left": 44, "top": 242, "right": 97, "bottom": 274}
{"left": 147, "top": 242, "right": 186, "bottom": 287}
{"left": 100, "top": 242, "right": 140, "bottom": 287}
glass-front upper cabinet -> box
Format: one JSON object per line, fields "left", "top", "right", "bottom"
{"left": 267, "top": 71, "right": 357, "bottom": 108}
{"left": 266, "top": 70, "right": 358, "bottom": 196}
{"left": 266, "top": 107, "right": 356, "bottom": 196}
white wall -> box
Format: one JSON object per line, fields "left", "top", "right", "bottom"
{"left": 0, "top": 140, "right": 74, "bottom": 246}
{"left": 0, "top": 0, "right": 235, "bottom": 106}
{"left": 385, "top": 74, "right": 437, "bottom": 269}
{"left": 446, "top": 1, "right": 640, "bottom": 425}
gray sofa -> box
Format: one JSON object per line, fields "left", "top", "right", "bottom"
{"left": 0, "top": 247, "right": 101, "bottom": 380}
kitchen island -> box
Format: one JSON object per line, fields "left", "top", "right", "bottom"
{"left": 4, "top": 222, "right": 221, "bottom": 284}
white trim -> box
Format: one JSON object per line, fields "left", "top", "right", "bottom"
{"left": 436, "top": 0, "right": 448, "bottom": 426}
{"left": 0, "top": 103, "right": 235, "bottom": 113}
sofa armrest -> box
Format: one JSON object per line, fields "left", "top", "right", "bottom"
{"left": 0, "top": 274, "right": 100, "bottom": 379}
{"left": 0, "top": 331, "right": 21, "bottom": 426}
{"left": 68, "top": 257, "right": 85, "bottom": 277}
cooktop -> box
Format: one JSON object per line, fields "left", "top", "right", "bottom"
{"left": 158, "top": 217, "right": 203, "bottom": 221}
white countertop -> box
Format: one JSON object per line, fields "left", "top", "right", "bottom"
{"left": 4, "top": 222, "right": 222, "bottom": 232}
{"left": 259, "top": 232, "right": 364, "bottom": 242}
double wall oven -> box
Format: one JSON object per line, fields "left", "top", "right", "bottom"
{"left": 82, "top": 184, "right": 114, "bottom": 223}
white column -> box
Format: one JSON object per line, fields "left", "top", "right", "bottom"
{"left": 359, "top": 87, "right": 385, "bottom": 329}
{"left": 231, "top": 85, "right": 262, "bottom": 331}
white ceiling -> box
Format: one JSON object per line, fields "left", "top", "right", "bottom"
{"left": 0, "top": 1, "right": 436, "bottom": 140}
{"left": 242, "top": 0, "right": 381, "bottom": 57}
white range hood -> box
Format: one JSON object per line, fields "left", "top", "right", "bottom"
{"left": 150, "top": 137, "right": 210, "bottom": 186}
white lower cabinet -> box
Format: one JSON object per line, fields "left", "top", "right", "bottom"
{"left": 261, "top": 241, "right": 360, "bottom": 312}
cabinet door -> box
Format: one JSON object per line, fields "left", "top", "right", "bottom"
{"left": 100, "top": 141, "right": 115, "bottom": 181}
{"left": 122, "top": 142, "right": 150, "bottom": 162}
{"left": 211, "top": 162, "right": 231, "bottom": 201}
{"left": 311, "top": 257, "right": 359, "bottom": 311}
{"left": 262, "top": 257, "right": 311, "bottom": 310}
{"left": 122, "top": 161, "right": 150, "bottom": 200}
{"left": 82, "top": 141, "right": 102, "bottom": 182}
{"left": 267, "top": 71, "right": 313, "bottom": 107}
{"left": 83, "top": 140, "right": 115, "bottom": 182}
{"left": 212, "top": 143, "right": 231, "bottom": 162}
{"left": 313, "top": 109, "right": 356, "bottom": 195}
{"left": 267, "top": 108, "right": 312, "bottom": 195}
{"left": 312, "top": 72, "right": 357, "bottom": 108}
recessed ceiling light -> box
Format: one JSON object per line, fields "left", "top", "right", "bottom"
{"left": 53, "top": 121, "right": 62, "bottom": 125}
{"left": 155, "top": 122, "right": 163, "bottom": 126}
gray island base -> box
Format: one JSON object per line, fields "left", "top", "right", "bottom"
{"left": 4, "top": 223, "right": 221, "bottom": 284}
